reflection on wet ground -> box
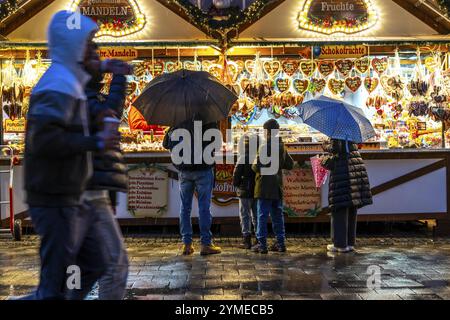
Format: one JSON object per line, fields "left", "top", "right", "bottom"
{"left": 1, "top": 236, "right": 450, "bottom": 300}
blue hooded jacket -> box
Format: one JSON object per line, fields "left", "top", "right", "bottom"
{"left": 24, "top": 10, "right": 102, "bottom": 207}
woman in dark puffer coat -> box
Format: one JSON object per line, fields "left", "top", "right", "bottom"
{"left": 321, "top": 139, "right": 373, "bottom": 253}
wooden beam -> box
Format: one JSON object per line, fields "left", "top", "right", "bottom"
{"left": 0, "top": 0, "right": 56, "bottom": 37}
{"left": 392, "top": 0, "right": 450, "bottom": 34}
{"left": 236, "top": 0, "right": 285, "bottom": 34}
{"left": 155, "top": 0, "right": 210, "bottom": 36}
{"left": 371, "top": 159, "right": 446, "bottom": 196}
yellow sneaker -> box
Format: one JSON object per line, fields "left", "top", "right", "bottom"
{"left": 182, "top": 243, "right": 194, "bottom": 256}
{"left": 200, "top": 244, "right": 222, "bottom": 256}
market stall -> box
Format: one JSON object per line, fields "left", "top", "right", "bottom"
{"left": 1, "top": 0, "right": 450, "bottom": 232}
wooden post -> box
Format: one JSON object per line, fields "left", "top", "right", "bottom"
{"left": 442, "top": 121, "right": 446, "bottom": 149}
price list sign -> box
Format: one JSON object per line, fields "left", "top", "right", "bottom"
{"left": 127, "top": 166, "right": 168, "bottom": 218}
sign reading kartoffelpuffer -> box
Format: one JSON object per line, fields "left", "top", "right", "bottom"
{"left": 70, "top": 0, "right": 146, "bottom": 37}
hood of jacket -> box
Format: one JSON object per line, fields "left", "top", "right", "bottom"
{"left": 33, "top": 10, "right": 99, "bottom": 100}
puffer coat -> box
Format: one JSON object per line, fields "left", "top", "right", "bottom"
{"left": 321, "top": 139, "right": 373, "bottom": 211}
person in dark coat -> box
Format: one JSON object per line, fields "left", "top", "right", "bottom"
{"left": 80, "top": 58, "right": 131, "bottom": 300}
{"left": 321, "top": 139, "right": 373, "bottom": 253}
{"left": 233, "top": 134, "right": 259, "bottom": 249}
{"left": 251, "top": 119, "right": 294, "bottom": 254}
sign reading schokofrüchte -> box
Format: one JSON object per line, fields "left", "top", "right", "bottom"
{"left": 298, "top": 0, "right": 378, "bottom": 35}
{"left": 70, "top": 0, "right": 146, "bottom": 37}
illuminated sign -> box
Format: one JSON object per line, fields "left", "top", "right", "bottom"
{"left": 298, "top": 0, "right": 378, "bottom": 35}
{"left": 70, "top": 0, "right": 146, "bottom": 37}
{"left": 98, "top": 47, "right": 138, "bottom": 60}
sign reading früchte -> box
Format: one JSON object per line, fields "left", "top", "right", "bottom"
{"left": 298, "top": 0, "right": 378, "bottom": 35}
{"left": 70, "top": 0, "right": 146, "bottom": 37}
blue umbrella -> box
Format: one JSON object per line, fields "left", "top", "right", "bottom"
{"left": 299, "top": 95, "right": 376, "bottom": 143}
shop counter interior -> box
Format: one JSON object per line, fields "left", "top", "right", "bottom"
{"left": 1, "top": 149, "right": 450, "bottom": 231}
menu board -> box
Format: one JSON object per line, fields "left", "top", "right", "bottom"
{"left": 283, "top": 165, "right": 322, "bottom": 217}
{"left": 127, "top": 166, "right": 168, "bottom": 218}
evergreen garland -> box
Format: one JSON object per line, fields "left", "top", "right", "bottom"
{"left": 0, "top": 0, "right": 21, "bottom": 21}
{"left": 437, "top": 0, "right": 450, "bottom": 17}
{"left": 168, "top": 0, "right": 276, "bottom": 44}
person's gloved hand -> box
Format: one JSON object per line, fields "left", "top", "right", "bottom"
{"left": 101, "top": 59, "right": 133, "bottom": 75}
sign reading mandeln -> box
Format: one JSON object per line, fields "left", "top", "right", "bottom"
{"left": 70, "top": 0, "right": 146, "bottom": 37}
{"left": 98, "top": 47, "right": 138, "bottom": 61}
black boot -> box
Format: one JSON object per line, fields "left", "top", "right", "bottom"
{"left": 238, "top": 235, "right": 252, "bottom": 249}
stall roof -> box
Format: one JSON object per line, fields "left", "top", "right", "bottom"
{"left": 1, "top": 0, "right": 209, "bottom": 41}
{"left": 1, "top": 0, "right": 449, "bottom": 43}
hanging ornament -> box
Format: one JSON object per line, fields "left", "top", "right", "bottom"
{"left": 22, "top": 50, "right": 38, "bottom": 88}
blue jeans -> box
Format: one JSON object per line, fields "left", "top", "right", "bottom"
{"left": 239, "top": 198, "right": 257, "bottom": 237}
{"left": 256, "top": 199, "right": 286, "bottom": 249}
{"left": 179, "top": 168, "right": 214, "bottom": 246}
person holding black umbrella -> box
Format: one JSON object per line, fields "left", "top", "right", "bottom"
{"left": 134, "top": 70, "right": 238, "bottom": 255}
{"left": 163, "top": 115, "right": 222, "bottom": 255}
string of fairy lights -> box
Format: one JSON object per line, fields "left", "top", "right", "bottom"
{"left": 0, "top": 0, "right": 22, "bottom": 22}
{"left": 437, "top": 0, "right": 450, "bottom": 16}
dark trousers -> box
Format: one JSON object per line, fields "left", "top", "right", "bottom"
{"left": 331, "top": 207, "right": 358, "bottom": 248}
{"left": 29, "top": 203, "right": 108, "bottom": 300}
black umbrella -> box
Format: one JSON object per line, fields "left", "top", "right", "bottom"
{"left": 133, "top": 69, "right": 238, "bottom": 126}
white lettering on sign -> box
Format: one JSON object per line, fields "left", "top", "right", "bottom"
{"left": 321, "top": 2, "right": 355, "bottom": 11}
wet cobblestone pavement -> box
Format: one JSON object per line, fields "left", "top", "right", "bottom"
{"left": 1, "top": 236, "right": 450, "bottom": 300}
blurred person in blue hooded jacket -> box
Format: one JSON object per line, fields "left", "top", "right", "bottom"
{"left": 23, "top": 10, "right": 119, "bottom": 300}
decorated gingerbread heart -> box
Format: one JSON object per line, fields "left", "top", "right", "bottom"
{"left": 345, "top": 77, "right": 362, "bottom": 93}
{"left": 335, "top": 59, "right": 354, "bottom": 77}
{"left": 263, "top": 60, "right": 282, "bottom": 79}
{"left": 318, "top": 61, "right": 335, "bottom": 77}
{"left": 208, "top": 64, "right": 223, "bottom": 80}
{"left": 328, "top": 78, "right": 345, "bottom": 95}
{"left": 165, "top": 61, "right": 183, "bottom": 73}
{"left": 240, "top": 78, "right": 250, "bottom": 91}
{"left": 149, "top": 60, "right": 164, "bottom": 77}
{"left": 425, "top": 56, "right": 439, "bottom": 73}
{"left": 281, "top": 60, "right": 300, "bottom": 77}
{"left": 275, "top": 78, "right": 291, "bottom": 92}
{"left": 299, "top": 61, "right": 317, "bottom": 77}
{"left": 310, "top": 78, "right": 326, "bottom": 94}
{"left": 293, "top": 79, "right": 309, "bottom": 95}
{"left": 355, "top": 57, "right": 370, "bottom": 74}
{"left": 372, "top": 57, "right": 388, "bottom": 75}
{"left": 184, "top": 60, "right": 202, "bottom": 71}
{"left": 226, "top": 61, "right": 241, "bottom": 84}
{"left": 364, "top": 77, "right": 379, "bottom": 94}
{"left": 201, "top": 60, "right": 214, "bottom": 71}
{"left": 245, "top": 60, "right": 255, "bottom": 75}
